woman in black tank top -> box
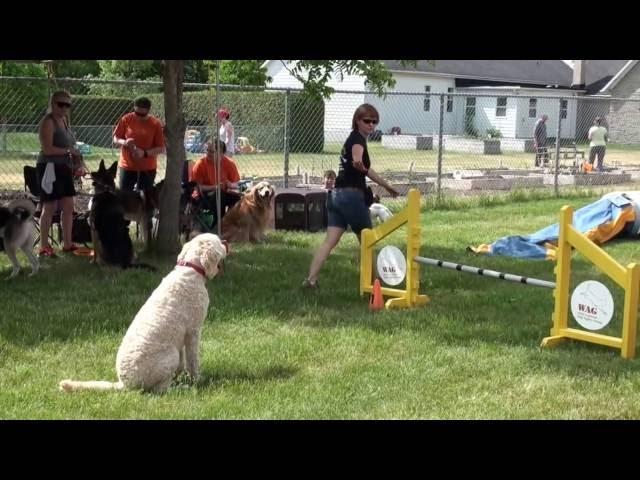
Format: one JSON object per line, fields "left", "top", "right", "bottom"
{"left": 36, "top": 90, "right": 83, "bottom": 257}
{"left": 302, "top": 103, "right": 399, "bottom": 289}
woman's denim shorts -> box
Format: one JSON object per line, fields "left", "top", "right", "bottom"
{"left": 327, "top": 188, "right": 372, "bottom": 235}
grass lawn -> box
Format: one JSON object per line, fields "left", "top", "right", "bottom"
{"left": 2, "top": 191, "right": 640, "bottom": 419}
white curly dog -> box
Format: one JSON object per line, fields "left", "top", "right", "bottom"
{"left": 369, "top": 202, "right": 393, "bottom": 224}
{"left": 59, "top": 233, "right": 228, "bottom": 394}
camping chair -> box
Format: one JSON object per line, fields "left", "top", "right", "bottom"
{"left": 23, "top": 165, "right": 63, "bottom": 247}
{"left": 180, "top": 162, "right": 228, "bottom": 239}
{"left": 179, "top": 181, "right": 218, "bottom": 241}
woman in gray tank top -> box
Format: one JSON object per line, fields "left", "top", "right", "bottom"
{"left": 36, "top": 90, "right": 83, "bottom": 257}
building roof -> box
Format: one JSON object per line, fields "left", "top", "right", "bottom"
{"left": 263, "top": 60, "right": 631, "bottom": 94}
{"left": 382, "top": 60, "right": 573, "bottom": 87}
{"left": 599, "top": 60, "right": 639, "bottom": 93}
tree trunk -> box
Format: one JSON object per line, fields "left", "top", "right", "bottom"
{"left": 155, "top": 60, "right": 185, "bottom": 254}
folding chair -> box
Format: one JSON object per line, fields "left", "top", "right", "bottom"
{"left": 179, "top": 182, "right": 219, "bottom": 241}
{"left": 23, "top": 165, "right": 63, "bottom": 247}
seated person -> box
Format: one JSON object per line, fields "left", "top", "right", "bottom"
{"left": 323, "top": 169, "right": 336, "bottom": 190}
{"left": 189, "top": 140, "right": 241, "bottom": 222}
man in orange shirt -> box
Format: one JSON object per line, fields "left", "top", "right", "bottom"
{"left": 113, "top": 96, "right": 166, "bottom": 191}
{"left": 190, "top": 140, "right": 241, "bottom": 220}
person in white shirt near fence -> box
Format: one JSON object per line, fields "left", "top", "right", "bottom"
{"left": 588, "top": 117, "right": 609, "bottom": 172}
{"left": 218, "top": 107, "right": 235, "bottom": 156}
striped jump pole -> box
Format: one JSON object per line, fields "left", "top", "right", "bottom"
{"left": 414, "top": 256, "right": 556, "bottom": 289}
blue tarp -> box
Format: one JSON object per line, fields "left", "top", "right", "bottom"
{"left": 480, "top": 194, "right": 633, "bottom": 260}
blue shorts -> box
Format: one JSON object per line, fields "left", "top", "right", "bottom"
{"left": 327, "top": 188, "right": 372, "bottom": 235}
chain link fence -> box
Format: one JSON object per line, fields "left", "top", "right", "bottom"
{"left": 2, "top": 76, "right": 640, "bottom": 204}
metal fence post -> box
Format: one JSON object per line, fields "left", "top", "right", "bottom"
{"left": 437, "top": 93, "right": 445, "bottom": 198}
{"left": 283, "top": 89, "right": 290, "bottom": 188}
{"left": 215, "top": 60, "right": 222, "bottom": 237}
{"left": 554, "top": 97, "right": 563, "bottom": 197}
{"left": 1, "top": 118, "right": 6, "bottom": 153}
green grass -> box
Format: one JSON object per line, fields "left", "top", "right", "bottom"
{"left": 2, "top": 191, "right": 640, "bottom": 419}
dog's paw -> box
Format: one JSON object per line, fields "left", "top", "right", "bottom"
{"left": 183, "top": 371, "right": 200, "bottom": 384}
{"left": 59, "top": 380, "right": 74, "bottom": 392}
{"left": 173, "top": 371, "right": 199, "bottom": 388}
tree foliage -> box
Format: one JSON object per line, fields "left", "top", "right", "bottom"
{"left": 204, "top": 60, "right": 270, "bottom": 86}
{"left": 284, "top": 60, "right": 421, "bottom": 98}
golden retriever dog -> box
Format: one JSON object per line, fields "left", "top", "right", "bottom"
{"left": 221, "top": 181, "right": 275, "bottom": 243}
{"left": 59, "top": 233, "right": 228, "bottom": 394}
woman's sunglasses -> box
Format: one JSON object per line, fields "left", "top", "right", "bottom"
{"left": 361, "top": 118, "right": 378, "bottom": 125}
{"left": 56, "top": 101, "right": 72, "bottom": 109}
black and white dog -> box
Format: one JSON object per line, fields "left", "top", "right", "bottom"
{"left": 0, "top": 199, "right": 39, "bottom": 279}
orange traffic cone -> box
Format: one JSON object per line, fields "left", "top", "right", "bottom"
{"left": 369, "top": 278, "right": 385, "bottom": 311}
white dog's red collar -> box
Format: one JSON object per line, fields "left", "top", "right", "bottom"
{"left": 176, "top": 260, "right": 206, "bottom": 278}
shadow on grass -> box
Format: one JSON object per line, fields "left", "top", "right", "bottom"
{"left": 2, "top": 227, "right": 638, "bottom": 365}
{"left": 0, "top": 233, "right": 361, "bottom": 346}
{"left": 196, "top": 364, "right": 298, "bottom": 389}
{"left": 526, "top": 343, "right": 640, "bottom": 378}
{"left": 0, "top": 250, "right": 176, "bottom": 346}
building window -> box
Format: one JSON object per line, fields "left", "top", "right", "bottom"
{"left": 560, "top": 99, "right": 568, "bottom": 119}
{"left": 423, "top": 85, "right": 431, "bottom": 112}
{"left": 496, "top": 97, "right": 507, "bottom": 117}
{"left": 465, "top": 97, "right": 476, "bottom": 115}
{"left": 447, "top": 87, "right": 454, "bottom": 113}
{"left": 528, "top": 98, "right": 537, "bottom": 118}
{"left": 464, "top": 97, "right": 477, "bottom": 137}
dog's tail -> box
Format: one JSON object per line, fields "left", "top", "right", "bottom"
{"left": 124, "top": 262, "right": 157, "bottom": 272}
{"left": 7, "top": 199, "right": 35, "bottom": 220}
{"left": 59, "top": 379, "right": 125, "bottom": 392}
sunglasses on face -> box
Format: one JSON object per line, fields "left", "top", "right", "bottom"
{"left": 134, "top": 111, "right": 148, "bottom": 117}
{"left": 56, "top": 101, "right": 72, "bottom": 109}
{"left": 361, "top": 118, "right": 378, "bottom": 125}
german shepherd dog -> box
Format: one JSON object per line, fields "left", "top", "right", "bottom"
{"left": 90, "top": 160, "right": 164, "bottom": 250}
{"left": 0, "top": 199, "right": 39, "bottom": 279}
{"left": 89, "top": 161, "right": 158, "bottom": 271}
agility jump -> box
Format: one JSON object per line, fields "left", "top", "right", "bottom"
{"left": 414, "top": 256, "right": 556, "bottom": 289}
{"left": 360, "top": 189, "right": 640, "bottom": 359}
